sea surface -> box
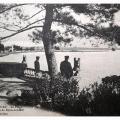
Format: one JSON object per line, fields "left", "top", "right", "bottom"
{"left": 0, "top": 50, "right": 120, "bottom": 89}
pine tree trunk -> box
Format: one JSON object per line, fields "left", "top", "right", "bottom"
{"left": 42, "top": 5, "right": 58, "bottom": 78}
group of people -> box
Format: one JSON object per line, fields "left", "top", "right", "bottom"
{"left": 22, "top": 55, "right": 80, "bottom": 79}
{"left": 22, "top": 55, "right": 40, "bottom": 73}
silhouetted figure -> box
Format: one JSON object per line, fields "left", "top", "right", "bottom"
{"left": 0, "top": 43, "right": 4, "bottom": 53}
{"left": 34, "top": 56, "right": 40, "bottom": 74}
{"left": 22, "top": 55, "right": 27, "bottom": 68}
{"left": 21, "top": 55, "right": 27, "bottom": 76}
{"left": 73, "top": 58, "right": 80, "bottom": 76}
{"left": 60, "top": 56, "right": 73, "bottom": 79}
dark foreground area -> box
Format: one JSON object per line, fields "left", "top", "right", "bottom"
{"left": 0, "top": 74, "right": 120, "bottom": 116}
{"left": 0, "top": 76, "right": 64, "bottom": 116}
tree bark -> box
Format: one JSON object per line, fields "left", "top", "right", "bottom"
{"left": 42, "top": 4, "right": 58, "bottom": 78}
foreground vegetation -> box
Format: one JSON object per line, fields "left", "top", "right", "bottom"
{"left": 9, "top": 74, "right": 120, "bottom": 116}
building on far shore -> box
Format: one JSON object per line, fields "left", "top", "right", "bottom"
{"left": 4, "top": 45, "right": 44, "bottom": 52}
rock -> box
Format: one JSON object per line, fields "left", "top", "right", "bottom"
{"left": 6, "top": 90, "right": 21, "bottom": 97}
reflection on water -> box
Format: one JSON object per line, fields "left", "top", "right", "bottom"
{"left": 0, "top": 51, "right": 120, "bottom": 88}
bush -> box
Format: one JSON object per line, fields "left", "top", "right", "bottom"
{"left": 92, "top": 75, "right": 120, "bottom": 115}
{"left": 18, "top": 72, "right": 79, "bottom": 113}
{"left": 10, "top": 73, "right": 120, "bottom": 116}
{"left": 75, "top": 75, "right": 120, "bottom": 116}
{"left": 52, "top": 75, "right": 120, "bottom": 116}
{"left": 50, "top": 74, "right": 79, "bottom": 114}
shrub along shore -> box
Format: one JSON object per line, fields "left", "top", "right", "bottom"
{"left": 8, "top": 73, "right": 120, "bottom": 116}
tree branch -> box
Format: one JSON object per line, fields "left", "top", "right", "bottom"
{"left": 0, "top": 18, "right": 44, "bottom": 34}
{"left": 0, "top": 25, "right": 43, "bottom": 41}
{"left": 53, "top": 19, "right": 105, "bottom": 38}
{"left": 0, "top": 22, "right": 22, "bottom": 29}
{"left": 25, "top": 9, "right": 45, "bottom": 21}
{"left": 0, "top": 4, "right": 32, "bottom": 14}
{"left": 53, "top": 19, "right": 93, "bottom": 33}
{"left": 0, "top": 26, "right": 17, "bottom": 32}
{"left": 20, "top": 18, "right": 45, "bottom": 31}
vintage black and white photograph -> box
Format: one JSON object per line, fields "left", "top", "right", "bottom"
{"left": 0, "top": 3, "right": 120, "bottom": 116}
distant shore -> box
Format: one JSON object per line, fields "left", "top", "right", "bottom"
{"left": 0, "top": 48, "right": 119, "bottom": 57}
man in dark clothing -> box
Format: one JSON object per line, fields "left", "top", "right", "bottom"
{"left": 22, "top": 55, "right": 27, "bottom": 68}
{"left": 60, "top": 56, "right": 73, "bottom": 79}
{"left": 21, "top": 55, "right": 27, "bottom": 76}
{"left": 34, "top": 56, "right": 40, "bottom": 73}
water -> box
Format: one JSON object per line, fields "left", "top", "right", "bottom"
{"left": 0, "top": 50, "right": 120, "bottom": 88}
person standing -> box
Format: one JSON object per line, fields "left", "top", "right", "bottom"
{"left": 60, "top": 56, "right": 73, "bottom": 79}
{"left": 22, "top": 55, "right": 27, "bottom": 67}
{"left": 21, "top": 55, "right": 27, "bottom": 76}
{"left": 34, "top": 56, "right": 40, "bottom": 74}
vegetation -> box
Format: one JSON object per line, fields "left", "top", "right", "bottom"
{"left": 8, "top": 74, "right": 120, "bottom": 116}
{"left": 1, "top": 4, "right": 120, "bottom": 115}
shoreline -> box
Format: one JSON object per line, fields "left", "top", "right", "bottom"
{"left": 0, "top": 49, "right": 117, "bottom": 57}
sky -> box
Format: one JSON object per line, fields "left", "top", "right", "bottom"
{"left": 1, "top": 4, "right": 120, "bottom": 48}
{"left": 1, "top": 5, "right": 44, "bottom": 47}
{"left": 3, "top": 32, "right": 44, "bottom": 47}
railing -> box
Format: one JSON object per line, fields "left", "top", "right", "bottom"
{"left": 24, "top": 68, "right": 36, "bottom": 78}
{"left": 0, "top": 62, "right": 49, "bottom": 79}
{"left": 23, "top": 68, "right": 49, "bottom": 79}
